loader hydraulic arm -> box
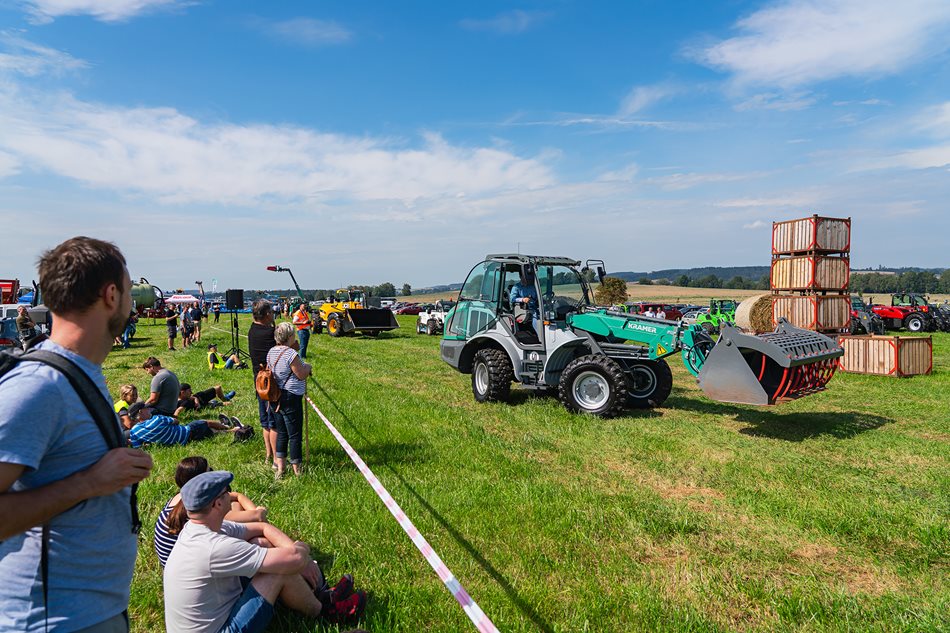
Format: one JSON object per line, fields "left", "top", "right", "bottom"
{"left": 266, "top": 265, "right": 308, "bottom": 306}
{"left": 568, "top": 309, "right": 712, "bottom": 376}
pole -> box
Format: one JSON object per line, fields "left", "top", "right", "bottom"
{"left": 304, "top": 379, "right": 310, "bottom": 461}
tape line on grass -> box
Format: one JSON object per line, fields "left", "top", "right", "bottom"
{"left": 305, "top": 396, "right": 499, "bottom": 633}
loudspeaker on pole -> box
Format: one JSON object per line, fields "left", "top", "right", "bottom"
{"left": 225, "top": 289, "right": 244, "bottom": 310}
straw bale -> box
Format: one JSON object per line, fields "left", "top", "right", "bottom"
{"left": 735, "top": 294, "right": 774, "bottom": 333}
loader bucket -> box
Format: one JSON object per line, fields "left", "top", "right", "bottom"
{"left": 347, "top": 308, "right": 400, "bottom": 333}
{"left": 697, "top": 319, "right": 843, "bottom": 405}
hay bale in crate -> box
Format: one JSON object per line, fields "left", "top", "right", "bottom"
{"left": 770, "top": 255, "right": 850, "bottom": 291}
{"left": 772, "top": 294, "right": 850, "bottom": 331}
{"left": 735, "top": 294, "right": 774, "bottom": 333}
{"left": 837, "top": 335, "right": 932, "bottom": 376}
{"left": 772, "top": 215, "right": 851, "bottom": 255}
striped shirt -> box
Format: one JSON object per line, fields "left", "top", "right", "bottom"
{"left": 128, "top": 415, "right": 190, "bottom": 448}
{"left": 265, "top": 345, "right": 306, "bottom": 396}
{"left": 154, "top": 499, "right": 178, "bottom": 567}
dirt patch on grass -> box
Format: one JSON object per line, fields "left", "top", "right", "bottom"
{"left": 789, "top": 542, "right": 901, "bottom": 596}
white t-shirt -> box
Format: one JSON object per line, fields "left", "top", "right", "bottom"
{"left": 163, "top": 520, "right": 267, "bottom": 633}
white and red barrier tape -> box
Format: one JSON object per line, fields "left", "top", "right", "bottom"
{"left": 305, "top": 396, "right": 499, "bottom": 633}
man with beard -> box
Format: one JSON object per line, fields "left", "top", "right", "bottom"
{"left": 0, "top": 236, "right": 154, "bottom": 632}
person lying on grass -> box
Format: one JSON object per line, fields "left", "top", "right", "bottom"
{"left": 127, "top": 402, "right": 239, "bottom": 448}
{"left": 174, "top": 382, "right": 236, "bottom": 417}
{"left": 154, "top": 456, "right": 268, "bottom": 568}
{"left": 207, "top": 342, "right": 246, "bottom": 370}
{"left": 163, "top": 471, "right": 367, "bottom": 632}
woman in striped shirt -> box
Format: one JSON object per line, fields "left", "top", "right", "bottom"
{"left": 153, "top": 456, "right": 267, "bottom": 567}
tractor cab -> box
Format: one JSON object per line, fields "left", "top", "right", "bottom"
{"left": 891, "top": 293, "right": 930, "bottom": 311}
{"left": 442, "top": 255, "right": 595, "bottom": 386}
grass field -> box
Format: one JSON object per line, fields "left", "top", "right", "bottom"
{"left": 108, "top": 314, "right": 949, "bottom": 632}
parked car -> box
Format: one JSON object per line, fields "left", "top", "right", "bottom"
{"left": 395, "top": 304, "right": 423, "bottom": 315}
{"left": 0, "top": 317, "right": 20, "bottom": 351}
{"left": 627, "top": 302, "right": 683, "bottom": 320}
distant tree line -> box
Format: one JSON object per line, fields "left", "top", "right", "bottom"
{"left": 850, "top": 271, "right": 950, "bottom": 294}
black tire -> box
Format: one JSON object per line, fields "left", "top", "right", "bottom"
{"left": 416, "top": 320, "right": 425, "bottom": 334}
{"left": 313, "top": 320, "right": 323, "bottom": 335}
{"left": 427, "top": 319, "right": 438, "bottom": 336}
{"left": 327, "top": 313, "right": 345, "bottom": 337}
{"left": 625, "top": 359, "right": 673, "bottom": 408}
{"left": 904, "top": 313, "right": 925, "bottom": 332}
{"left": 364, "top": 330, "right": 380, "bottom": 337}
{"left": 471, "top": 348, "right": 513, "bottom": 403}
{"left": 701, "top": 321, "right": 717, "bottom": 335}
{"left": 849, "top": 317, "right": 863, "bottom": 336}
{"left": 558, "top": 354, "right": 627, "bottom": 418}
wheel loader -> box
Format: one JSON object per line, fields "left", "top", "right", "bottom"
{"left": 317, "top": 288, "right": 399, "bottom": 337}
{"left": 440, "top": 255, "right": 843, "bottom": 417}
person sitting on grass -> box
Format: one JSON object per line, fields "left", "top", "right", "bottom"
{"left": 113, "top": 384, "right": 139, "bottom": 430}
{"left": 207, "top": 343, "right": 245, "bottom": 370}
{"left": 163, "top": 471, "right": 367, "bottom": 632}
{"left": 174, "top": 382, "right": 236, "bottom": 417}
{"left": 127, "top": 402, "right": 238, "bottom": 448}
{"left": 154, "top": 456, "right": 268, "bottom": 568}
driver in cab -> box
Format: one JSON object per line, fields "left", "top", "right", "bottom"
{"left": 510, "top": 268, "right": 541, "bottom": 338}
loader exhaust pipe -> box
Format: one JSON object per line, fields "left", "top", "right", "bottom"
{"left": 697, "top": 319, "right": 843, "bottom": 406}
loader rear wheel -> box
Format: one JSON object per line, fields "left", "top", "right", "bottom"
{"left": 558, "top": 355, "right": 627, "bottom": 418}
{"left": 472, "top": 348, "right": 513, "bottom": 403}
{"left": 702, "top": 322, "right": 718, "bottom": 335}
{"left": 904, "top": 313, "right": 925, "bottom": 332}
{"left": 327, "top": 314, "right": 345, "bottom": 337}
{"left": 625, "top": 359, "right": 673, "bottom": 409}
{"left": 427, "top": 319, "right": 438, "bottom": 335}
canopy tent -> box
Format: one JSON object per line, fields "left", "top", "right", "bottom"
{"left": 164, "top": 294, "right": 200, "bottom": 304}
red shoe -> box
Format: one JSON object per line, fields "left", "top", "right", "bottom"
{"left": 330, "top": 574, "right": 354, "bottom": 603}
{"left": 323, "top": 589, "right": 366, "bottom": 623}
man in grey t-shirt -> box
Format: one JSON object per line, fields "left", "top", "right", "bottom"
{"left": 142, "top": 357, "right": 180, "bottom": 416}
{"left": 164, "top": 471, "right": 366, "bottom": 633}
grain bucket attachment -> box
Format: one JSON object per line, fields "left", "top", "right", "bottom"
{"left": 345, "top": 308, "right": 400, "bottom": 333}
{"left": 697, "top": 319, "right": 843, "bottom": 405}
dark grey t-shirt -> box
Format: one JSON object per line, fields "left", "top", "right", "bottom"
{"left": 150, "top": 368, "right": 180, "bottom": 415}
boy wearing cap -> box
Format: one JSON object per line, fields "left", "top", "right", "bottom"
{"left": 164, "top": 471, "right": 366, "bottom": 632}
{"left": 174, "top": 383, "right": 236, "bottom": 417}
{"left": 207, "top": 343, "right": 243, "bottom": 370}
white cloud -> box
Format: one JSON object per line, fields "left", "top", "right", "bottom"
{"left": 0, "top": 33, "right": 88, "bottom": 76}
{"left": 742, "top": 220, "right": 767, "bottom": 229}
{"left": 645, "top": 171, "right": 765, "bottom": 191}
{"left": 597, "top": 163, "right": 639, "bottom": 182}
{"left": 618, "top": 84, "right": 678, "bottom": 116}
{"left": 259, "top": 17, "right": 351, "bottom": 47}
{"left": 693, "top": 0, "right": 950, "bottom": 87}
{"left": 0, "top": 90, "right": 555, "bottom": 207}
{"left": 460, "top": 10, "right": 548, "bottom": 35}
{"left": 714, "top": 195, "right": 815, "bottom": 208}
{"left": 0, "top": 151, "right": 20, "bottom": 177}
{"left": 21, "top": 0, "right": 187, "bottom": 23}
{"left": 734, "top": 91, "right": 817, "bottom": 111}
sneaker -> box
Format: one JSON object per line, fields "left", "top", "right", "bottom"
{"left": 218, "top": 414, "right": 233, "bottom": 428}
{"left": 329, "top": 574, "right": 354, "bottom": 603}
{"left": 323, "top": 589, "right": 366, "bottom": 623}
{"left": 229, "top": 416, "right": 243, "bottom": 428}
{"left": 223, "top": 390, "right": 236, "bottom": 401}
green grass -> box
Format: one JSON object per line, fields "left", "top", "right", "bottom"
{"left": 108, "top": 316, "right": 949, "bottom": 632}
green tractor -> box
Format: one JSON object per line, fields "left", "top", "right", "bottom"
{"left": 694, "top": 298, "right": 737, "bottom": 333}
{"left": 441, "top": 255, "right": 842, "bottom": 417}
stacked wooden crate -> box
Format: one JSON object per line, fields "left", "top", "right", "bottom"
{"left": 836, "top": 335, "right": 932, "bottom": 376}
{"left": 770, "top": 215, "right": 851, "bottom": 334}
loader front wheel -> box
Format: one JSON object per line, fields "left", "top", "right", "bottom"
{"left": 559, "top": 355, "right": 627, "bottom": 418}
{"left": 626, "top": 359, "right": 673, "bottom": 409}
{"left": 327, "top": 314, "right": 345, "bottom": 337}
{"left": 472, "top": 348, "right": 513, "bottom": 403}
{"left": 904, "top": 313, "right": 925, "bottom": 332}
{"left": 427, "top": 319, "right": 438, "bottom": 335}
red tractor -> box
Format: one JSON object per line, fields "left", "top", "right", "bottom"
{"left": 869, "top": 293, "right": 935, "bottom": 333}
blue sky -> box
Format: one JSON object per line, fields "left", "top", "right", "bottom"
{"left": 1, "top": 0, "right": 949, "bottom": 291}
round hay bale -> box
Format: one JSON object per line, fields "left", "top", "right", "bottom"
{"left": 735, "top": 294, "right": 774, "bottom": 333}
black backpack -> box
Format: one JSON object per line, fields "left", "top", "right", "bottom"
{"left": 0, "top": 336, "right": 141, "bottom": 625}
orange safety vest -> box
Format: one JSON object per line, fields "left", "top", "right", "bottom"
{"left": 292, "top": 309, "right": 312, "bottom": 330}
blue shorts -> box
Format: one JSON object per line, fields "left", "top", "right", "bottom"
{"left": 187, "top": 420, "right": 213, "bottom": 442}
{"left": 257, "top": 394, "right": 276, "bottom": 431}
{"left": 221, "top": 582, "right": 273, "bottom": 633}
{"left": 225, "top": 357, "right": 237, "bottom": 369}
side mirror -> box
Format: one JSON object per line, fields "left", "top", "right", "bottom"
{"left": 596, "top": 266, "right": 606, "bottom": 283}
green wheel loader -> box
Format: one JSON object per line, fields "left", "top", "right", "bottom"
{"left": 694, "top": 298, "right": 737, "bottom": 334}
{"left": 441, "top": 255, "right": 842, "bottom": 417}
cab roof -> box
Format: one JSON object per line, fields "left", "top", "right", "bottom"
{"left": 484, "top": 254, "right": 581, "bottom": 267}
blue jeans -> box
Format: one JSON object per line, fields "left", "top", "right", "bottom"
{"left": 296, "top": 328, "right": 310, "bottom": 359}
{"left": 275, "top": 391, "right": 303, "bottom": 465}
{"left": 257, "top": 392, "right": 276, "bottom": 430}
{"left": 221, "top": 582, "right": 273, "bottom": 633}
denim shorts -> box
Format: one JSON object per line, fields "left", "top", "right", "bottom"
{"left": 187, "top": 420, "right": 213, "bottom": 442}
{"left": 221, "top": 582, "right": 273, "bottom": 633}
